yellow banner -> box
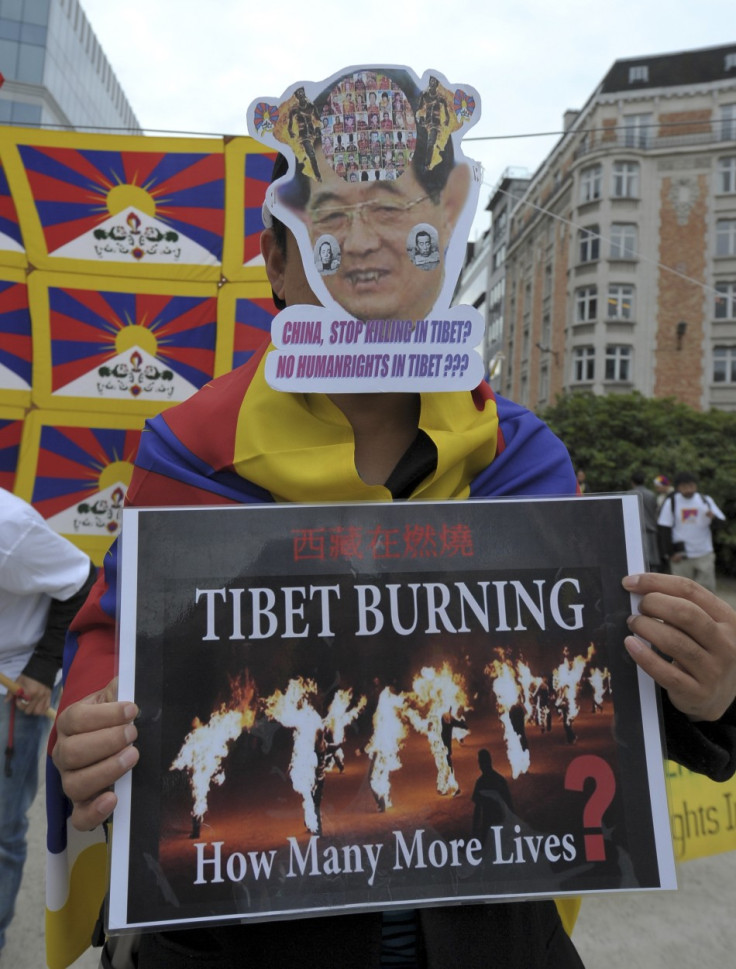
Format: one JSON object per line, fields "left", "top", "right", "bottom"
{"left": 665, "top": 759, "right": 736, "bottom": 861}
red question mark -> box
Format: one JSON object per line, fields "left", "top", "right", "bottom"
{"left": 564, "top": 755, "right": 616, "bottom": 862}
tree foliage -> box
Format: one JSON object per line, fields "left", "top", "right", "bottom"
{"left": 538, "top": 391, "right": 736, "bottom": 574}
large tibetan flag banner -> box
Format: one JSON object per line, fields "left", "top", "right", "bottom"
{"left": 0, "top": 123, "right": 275, "bottom": 969}
{"left": 0, "top": 124, "right": 277, "bottom": 567}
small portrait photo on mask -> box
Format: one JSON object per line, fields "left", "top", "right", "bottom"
{"left": 408, "top": 223, "right": 440, "bottom": 271}
{"left": 314, "top": 235, "right": 341, "bottom": 275}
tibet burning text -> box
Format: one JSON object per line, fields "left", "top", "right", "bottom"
{"left": 194, "top": 576, "right": 586, "bottom": 643}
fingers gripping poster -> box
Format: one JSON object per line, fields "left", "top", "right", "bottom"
{"left": 109, "top": 495, "right": 675, "bottom": 933}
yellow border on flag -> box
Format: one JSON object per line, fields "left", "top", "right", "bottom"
{"left": 222, "top": 136, "right": 277, "bottom": 282}
{"left": 28, "top": 270, "right": 220, "bottom": 416}
{"left": 215, "top": 279, "right": 277, "bottom": 376}
{"left": 0, "top": 139, "right": 28, "bottom": 270}
{"left": 1, "top": 127, "right": 226, "bottom": 282}
{"left": 0, "top": 266, "right": 32, "bottom": 407}
{"left": 0, "top": 403, "right": 26, "bottom": 493}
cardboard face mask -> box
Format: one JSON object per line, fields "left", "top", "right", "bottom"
{"left": 248, "top": 66, "right": 485, "bottom": 394}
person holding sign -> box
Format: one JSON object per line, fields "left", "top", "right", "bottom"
{"left": 50, "top": 66, "right": 736, "bottom": 969}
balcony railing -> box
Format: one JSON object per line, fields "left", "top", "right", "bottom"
{"left": 574, "top": 124, "right": 735, "bottom": 160}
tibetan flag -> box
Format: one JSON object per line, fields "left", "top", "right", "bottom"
{"left": 14, "top": 409, "right": 143, "bottom": 563}
{"left": 8, "top": 131, "right": 226, "bottom": 281}
{"left": 29, "top": 273, "right": 219, "bottom": 414}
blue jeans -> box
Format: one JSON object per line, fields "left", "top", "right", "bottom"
{"left": 0, "top": 692, "right": 54, "bottom": 951}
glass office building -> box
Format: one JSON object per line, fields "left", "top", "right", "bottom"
{"left": 0, "top": 0, "right": 139, "bottom": 131}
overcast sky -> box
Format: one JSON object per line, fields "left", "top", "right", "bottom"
{"left": 81, "top": 0, "right": 734, "bottom": 239}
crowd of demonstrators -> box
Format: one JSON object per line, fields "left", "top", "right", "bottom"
{"left": 50, "top": 68, "right": 736, "bottom": 969}
{"left": 0, "top": 488, "right": 95, "bottom": 955}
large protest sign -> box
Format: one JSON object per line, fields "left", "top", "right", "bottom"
{"left": 108, "top": 494, "right": 675, "bottom": 933}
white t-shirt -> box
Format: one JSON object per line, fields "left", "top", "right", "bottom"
{"left": 0, "top": 488, "right": 90, "bottom": 688}
{"left": 657, "top": 491, "right": 726, "bottom": 558}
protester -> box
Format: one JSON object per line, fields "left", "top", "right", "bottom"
{"left": 657, "top": 471, "right": 726, "bottom": 592}
{"left": 0, "top": 488, "right": 95, "bottom": 954}
{"left": 653, "top": 474, "right": 674, "bottom": 510}
{"left": 628, "top": 471, "right": 662, "bottom": 571}
{"left": 51, "top": 68, "right": 736, "bottom": 969}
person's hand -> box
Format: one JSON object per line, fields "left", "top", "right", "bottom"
{"left": 669, "top": 552, "right": 685, "bottom": 564}
{"left": 14, "top": 674, "right": 51, "bottom": 716}
{"left": 52, "top": 677, "right": 139, "bottom": 831}
{"left": 623, "top": 573, "right": 736, "bottom": 722}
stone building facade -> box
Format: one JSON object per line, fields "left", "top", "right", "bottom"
{"left": 469, "top": 44, "right": 736, "bottom": 412}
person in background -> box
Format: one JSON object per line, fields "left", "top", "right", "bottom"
{"left": 653, "top": 474, "right": 674, "bottom": 510}
{"left": 629, "top": 471, "right": 662, "bottom": 572}
{"left": 0, "top": 488, "right": 95, "bottom": 954}
{"left": 657, "top": 471, "right": 725, "bottom": 593}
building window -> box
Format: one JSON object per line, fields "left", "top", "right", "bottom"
{"left": 578, "top": 226, "right": 600, "bottom": 263}
{"left": 580, "top": 164, "right": 602, "bottom": 203}
{"left": 726, "top": 53, "right": 736, "bottom": 71}
{"left": 538, "top": 364, "right": 550, "bottom": 401}
{"left": 629, "top": 65, "right": 649, "bottom": 83}
{"left": 605, "top": 344, "right": 632, "bottom": 381}
{"left": 493, "top": 243, "right": 506, "bottom": 270}
{"left": 22, "top": 1, "right": 51, "bottom": 26}
{"left": 10, "top": 101, "right": 41, "bottom": 125}
{"left": 573, "top": 346, "right": 595, "bottom": 382}
{"left": 716, "top": 219, "right": 736, "bottom": 257}
{"left": 718, "top": 157, "right": 736, "bottom": 194}
{"left": 489, "top": 279, "right": 504, "bottom": 310}
{"left": 520, "top": 373, "right": 529, "bottom": 407}
{"left": 713, "top": 346, "right": 736, "bottom": 382}
{"left": 487, "top": 313, "right": 503, "bottom": 346}
{"left": 612, "top": 160, "right": 639, "bottom": 198}
{"left": 608, "top": 284, "right": 635, "bottom": 320}
{"left": 543, "top": 264, "right": 552, "bottom": 297}
{"left": 623, "top": 113, "right": 653, "bottom": 148}
{"left": 576, "top": 285, "right": 598, "bottom": 322}
{"left": 541, "top": 313, "right": 551, "bottom": 347}
{"left": 721, "top": 104, "right": 736, "bottom": 141}
{"left": 610, "top": 223, "right": 638, "bottom": 260}
{"left": 492, "top": 207, "right": 507, "bottom": 243}
{"left": 715, "top": 282, "right": 736, "bottom": 319}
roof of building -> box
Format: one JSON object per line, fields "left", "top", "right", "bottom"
{"left": 600, "top": 43, "right": 736, "bottom": 94}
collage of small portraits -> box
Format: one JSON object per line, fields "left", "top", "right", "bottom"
{"left": 320, "top": 71, "right": 417, "bottom": 182}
